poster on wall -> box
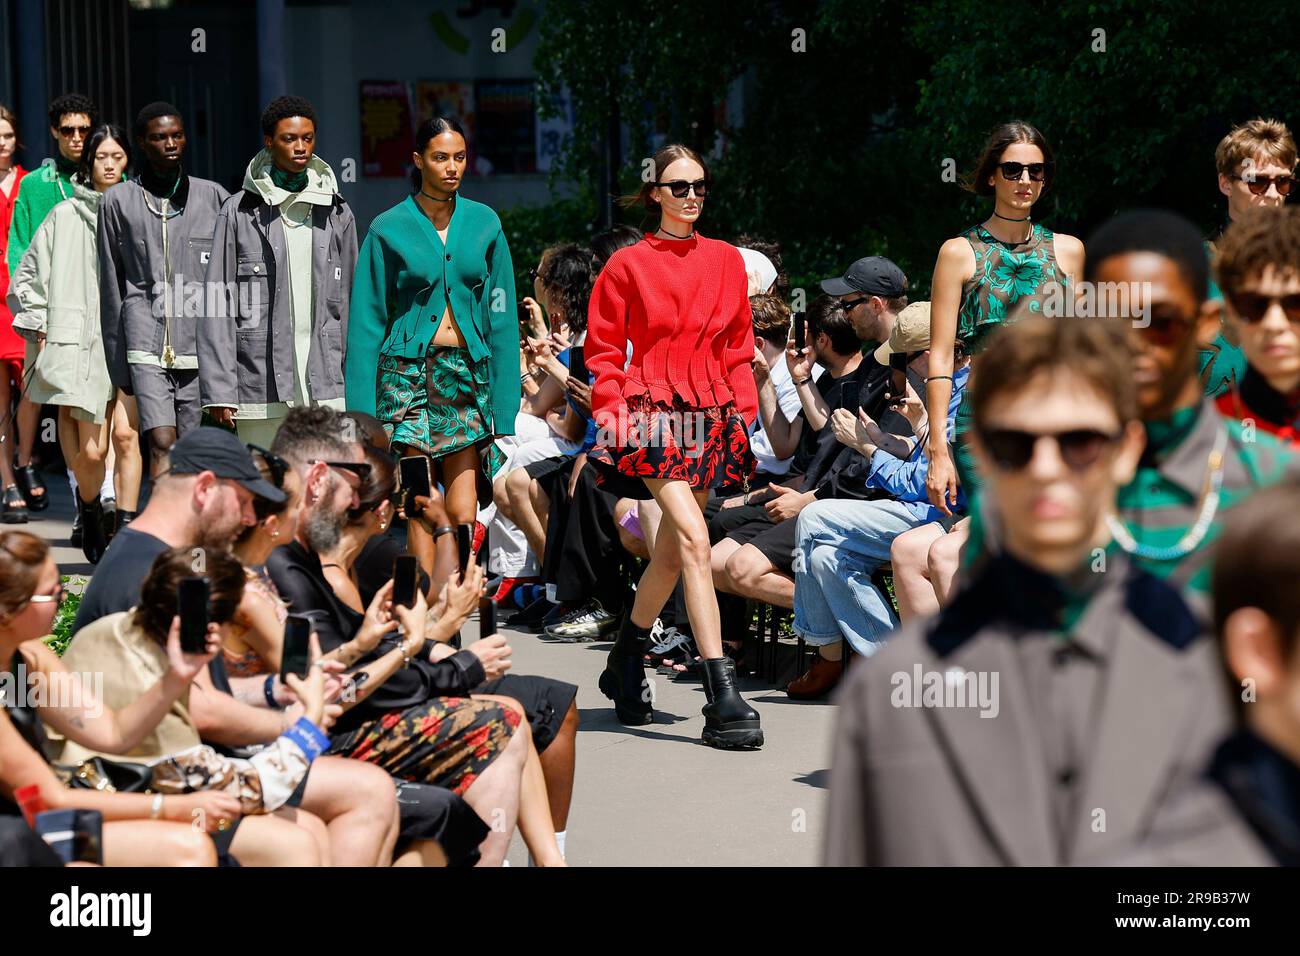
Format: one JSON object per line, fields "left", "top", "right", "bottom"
{"left": 414, "top": 81, "right": 482, "bottom": 174}
{"left": 359, "top": 80, "right": 414, "bottom": 177}
{"left": 475, "top": 79, "right": 536, "bottom": 175}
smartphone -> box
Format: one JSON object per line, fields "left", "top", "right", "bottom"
{"left": 567, "top": 345, "right": 588, "bottom": 387}
{"left": 477, "top": 523, "right": 489, "bottom": 569}
{"left": 177, "top": 577, "right": 210, "bottom": 654}
{"left": 792, "top": 311, "right": 806, "bottom": 350}
{"left": 392, "top": 554, "right": 419, "bottom": 609}
{"left": 887, "top": 351, "right": 909, "bottom": 404}
{"left": 399, "top": 455, "right": 432, "bottom": 517}
{"left": 479, "top": 596, "right": 497, "bottom": 639}
{"left": 281, "top": 614, "right": 313, "bottom": 682}
{"left": 457, "top": 523, "right": 473, "bottom": 577}
{"left": 517, "top": 302, "right": 531, "bottom": 327}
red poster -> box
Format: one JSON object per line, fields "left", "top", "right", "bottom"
{"left": 359, "top": 81, "right": 414, "bottom": 178}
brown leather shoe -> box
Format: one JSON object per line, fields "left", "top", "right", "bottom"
{"left": 785, "top": 653, "right": 846, "bottom": 700}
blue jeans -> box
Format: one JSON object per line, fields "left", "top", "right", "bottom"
{"left": 792, "top": 498, "right": 929, "bottom": 657}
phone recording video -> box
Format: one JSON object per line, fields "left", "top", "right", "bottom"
{"left": 281, "top": 614, "right": 313, "bottom": 682}
{"left": 398, "top": 455, "right": 432, "bottom": 518}
{"left": 177, "top": 577, "right": 210, "bottom": 654}
{"left": 457, "top": 523, "right": 473, "bottom": 577}
{"left": 887, "top": 351, "right": 909, "bottom": 405}
{"left": 792, "top": 311, "right": 806, "bottom": 350}
{"left": 479, "top": 595, "right": 497, "bottom": 639}
{"left": 392, "top": 554, "right": 419, "bottom": 609}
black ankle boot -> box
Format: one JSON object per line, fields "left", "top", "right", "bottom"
{"left": 78, "top": 496, "right": 107, "bottom": 564}
{"left": 701, "top": 657, "right": 764, "bottom": 749}
{"left": 598, "top": 613, "right": 654, "bottom": 725}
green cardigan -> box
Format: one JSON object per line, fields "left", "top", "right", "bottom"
{"left": 6, "top": 160, "right": 76, "bottom": 274}
{"left": 345, "top": 193, "right": 520, "bottom": 435}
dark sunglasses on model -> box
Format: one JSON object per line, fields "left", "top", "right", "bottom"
{"left": 998, "top": 161, "right": 1048, "bottom": 183}
{"left": 1228, "top": 290, "right": 1300, "bottom": 324}
{"left": 58, "top": 124, "right": 91, "bottom": 138}
{"left": 978, "top": 427, "right": 1122, "bottom": 472}
{"left": 1234, "top": 173, "right": 1296, "bottom": 197}
{"left": 652, "top": 178, "right": 709, "bottom": 199}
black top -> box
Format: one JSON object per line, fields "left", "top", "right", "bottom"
{"left": 802, "top": 354, "right": 913, "bottom": 499}
{"left": 266, "top": 540, "right": 485, "bottom": 733}
{"left": 72, "top": 528, "right": 171, "bottom": 633}
{"left": 1, "top": 651, "right": 48, "bottom": 817}
{"left": 1208, "top": 728, "right": 1300, "bottom": 867}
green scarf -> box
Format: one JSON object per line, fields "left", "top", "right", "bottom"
{"left": 269, "top": 164, "right": 308, "bottom": 193}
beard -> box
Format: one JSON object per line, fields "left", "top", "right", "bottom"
{"left": 303, "top": 475, "right": 348, "bottom": 554}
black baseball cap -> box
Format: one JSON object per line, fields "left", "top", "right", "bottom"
{"left": 167, "top": 426, "right": 287, "bottom": 502}
{"left": 820, "top": 256, "right": 908, "bottom": 298}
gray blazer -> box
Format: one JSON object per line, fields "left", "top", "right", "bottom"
{"left": 98, "top": 177, "right": 230, "bottom": 388}
{"left": 197, "top": 190, "right": 356, "bottom": 409}
{"left": 823, "top": 552, "right": 1271, "bottom": 866}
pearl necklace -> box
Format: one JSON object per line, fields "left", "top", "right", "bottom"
{"left": 1106, "top": 428, "right": 1227, "bottom": 561}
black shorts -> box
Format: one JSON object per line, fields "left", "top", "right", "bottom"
{"left": 394, "top": 781, "right": 490, "bottom": 867}
{"left": 523, "top": 455, "right": 570, "bottom": 484}
{"left": 477, "top": 673, "right": 578, "bottom": 752}
{"left": 723, "top": 514, "right": 799, "bottom": 573}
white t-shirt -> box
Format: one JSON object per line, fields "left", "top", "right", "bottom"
{"left": 749, "top": 355, "right": 819, "bottom": 476}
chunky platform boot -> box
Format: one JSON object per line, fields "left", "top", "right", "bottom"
{"left": 78, "top": 496, "right": 107, "bottom": 565}
{"left": 598, "top": 613, "right": 654, "bottom": 725}
{"left": 701, "top": 657, "right": 764, "bottom": 749}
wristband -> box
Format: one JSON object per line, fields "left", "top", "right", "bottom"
{"left": 263, "top": 674, "right": 281, "bottom": 709}
{"left": 433, "top": 525, "right": 455, "bottom": 539}
{"left": 792, "top": 376, "right": 811, "bottom": 386}
{"left": 926, "top": 375, "right": 954, "bottom": 383}
{"left": 282, "top": 716, "right": 330, "bottom": 763}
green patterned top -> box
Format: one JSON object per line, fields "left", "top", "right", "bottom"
{"left": 957, "top": 222, "right": 1069, "bottom": 354}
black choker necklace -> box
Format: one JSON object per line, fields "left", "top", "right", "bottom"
{"left": 993, "top": 211, "right": 1030, "bottom": 222}
{"left": 420, "top": 189, "right": 454, "bottom": 203}
{"left": 656, "top": 225, "right": 694, "bottom": 240}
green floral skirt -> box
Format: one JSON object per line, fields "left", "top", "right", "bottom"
{"left": 376, "top": 347, "right": 505, "bottom": 479}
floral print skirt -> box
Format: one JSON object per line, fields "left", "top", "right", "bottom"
{"left": 588, "top": 393, "right": 755, "bottom": 500}
{"left": 376, "top": 346, "right": 505, "bottom": 479}
{"left": 328, "top": 696, "right": 521, "bottom": 796}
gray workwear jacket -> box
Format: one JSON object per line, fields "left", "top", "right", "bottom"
{"left": 197, "top": 152, "right": 356, "bottom": 411}
{"left": 98, "top": 175, "right": 230, "bottom": 388}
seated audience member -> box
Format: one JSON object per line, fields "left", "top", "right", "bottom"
{"left": 825, "top": 316, "right": 1262, "bottom": 866}
{"left": 64, "top": 427, "right": 488, "bottom": 866}
{"left": 789, "top": 302, "right": 969, "bottom": 698}
{"left": 58, "top": 547, "right": 382, "bottom": 867}
{"left": 0, "top": 531, "right": 218, "bottom": 866}
{"left": 712, "top": 292, "right": 907, "bottom": 610}
{"left": 1210, "top": 479, "right": 1300, "bottom": 865}
{"left": 268, "top": 406, "right": 574, "bottom": 864}
{"left": 1214, "top": 205, "right": 1300, "bottom": 445}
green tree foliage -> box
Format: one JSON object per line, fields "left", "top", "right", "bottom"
{"left": 533, "top": 0, "right": 1300, "bottom": 298}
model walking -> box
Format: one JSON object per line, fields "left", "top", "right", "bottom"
{"left": 586, "top": 143, "right": 764, "bottom": 749}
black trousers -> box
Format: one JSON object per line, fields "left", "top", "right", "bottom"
{"left": 541, "top": 458, "right": 627, "bottom": 609}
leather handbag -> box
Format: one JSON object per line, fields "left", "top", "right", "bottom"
{"left": 58, "top": 756, "right": 152, "bottom": 793}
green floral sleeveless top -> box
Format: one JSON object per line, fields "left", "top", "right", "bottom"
{"left": 957, "top": 222, "right": 1069, "bottom": 354}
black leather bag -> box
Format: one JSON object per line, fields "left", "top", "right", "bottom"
{"left": 58, "top": 756, "right": 152, "bottom": 793}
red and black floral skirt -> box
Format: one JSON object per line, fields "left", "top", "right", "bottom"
{"left": 587, "top": 393, "right": 755, "bottom": 500}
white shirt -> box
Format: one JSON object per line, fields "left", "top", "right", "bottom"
{"left": 749, "top": 354, "right": 819, "bottom": 476}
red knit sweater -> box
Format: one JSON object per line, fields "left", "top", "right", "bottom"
{"left": 586, "top": 233, "right": 757, "bottom": 432}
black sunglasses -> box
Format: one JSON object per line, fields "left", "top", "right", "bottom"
{"left": 246, "top": 443, "right": 288, "bottom": 489}
{"left": 1233, "top": 174, "right": 1296, "bottom": 197}
{"left": 979, "top": 427, "right": 1122, "bottom": 472}
{"left": 652, "top": 179, "right": 708, "bottom": 199}
{"left": 998, "top": 162, "right": 1048, "bottom": 183}
{"left": 310, "top": 459, "right": 372, "bottom": 481}
{"left": 58, "top": 124, "right": 91, "bottom": 138}
{"left": 1228, "top": 290, "right": 1300, "bottom": 324}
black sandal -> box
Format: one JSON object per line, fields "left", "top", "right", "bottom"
{"left": 1, "top": 485, "right": 28, "bottom": 524}
{"left": 14, "top": 464, "right": 48, "bottom": 512}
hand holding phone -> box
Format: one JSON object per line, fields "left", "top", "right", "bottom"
{"left": 793, "top": 311, "right": 806, "bottom": 350}
{"left": 479, "top": 596, "right": 497, "bottom": 639}
{"left": 281, "top": 614, "right": 313, "bottom": 682}
{"left": 399, "top": 456, "right": 432, "bottom": 521}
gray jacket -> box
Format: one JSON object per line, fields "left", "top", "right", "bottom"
{"left": 198, "top": 152, "right": 356, "bottom": 411}
{"left": 823, "top": 551, "right": 1272, "bottom": 867}
{"left": 98, "top": 175, "right": 230, "bottom": 388}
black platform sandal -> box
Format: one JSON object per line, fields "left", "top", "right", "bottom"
{"left": 14, "top": 463, "right": 48, "bottom": 512}
{"left": 1, "top": 485, "right": 28, "bottom": 524}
